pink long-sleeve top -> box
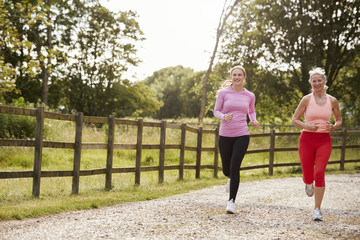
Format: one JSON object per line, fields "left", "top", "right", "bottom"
{"left": 213, "top": 87, "right": 257, "bottom": 137}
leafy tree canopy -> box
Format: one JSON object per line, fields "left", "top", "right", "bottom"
{"left": 218, "top": 0, "right": 360, "bottom": 126}
{"left": 142, "top": 65, "right": 202, "bottom": 119}
{"left": 1, "top": 0, "right": 160, "bottom": 118}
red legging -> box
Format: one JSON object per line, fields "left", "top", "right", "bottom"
{"left": 298, "top": 131, "right": 332, "bottom": 187}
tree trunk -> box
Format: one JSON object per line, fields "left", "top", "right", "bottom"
{"left": 41, "top": 0, "right": 52, "bottom": 106}
{"left": 198, "top": 0, "right": 241, "bottom": 124}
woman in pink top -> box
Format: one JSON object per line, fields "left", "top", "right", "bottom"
{"left": 214, "top": 66, "right": 260, "bottom": 214}
{"left": 292, "top": 67, "right": 342, "bottom": 221}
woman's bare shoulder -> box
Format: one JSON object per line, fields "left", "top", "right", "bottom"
{"left": 300, "top": 94, "right": 311, "bottom": 104}
{"left": 327, "top": 94, "right": 339, "bottom": 106}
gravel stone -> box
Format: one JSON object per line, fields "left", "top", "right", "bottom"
{"left": 0, "top": 173, "right": 359, "bottom": 239}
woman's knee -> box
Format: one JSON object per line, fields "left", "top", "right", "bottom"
{"left": 314, "top": 170, "right": 326, "bottom": 187}
{"left": 222, "top": 169, "right": 230, "bottom": 177}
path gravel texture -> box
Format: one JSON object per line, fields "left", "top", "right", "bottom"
{"left": 0, "top": 173, "right": 359, "bottom": 240}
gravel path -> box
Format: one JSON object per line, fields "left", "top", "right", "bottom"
{"left": 0, "top": 173, "right": 359, "bottom": 240}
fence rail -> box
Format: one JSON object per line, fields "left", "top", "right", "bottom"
{"left": 1, "top": 106, "right": 359, "bottom": 197}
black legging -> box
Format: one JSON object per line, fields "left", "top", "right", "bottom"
{"left": 219, "top": 135, "right": 250, "bottom": 201}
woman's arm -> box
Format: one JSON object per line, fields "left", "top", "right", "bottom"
{"left": 213, "top": 91, "right": 225, "bottom": 120}
{"left": 292, "top": 95, "right": 318, "bottom": 131}
{"left": 330, "top": 96, "right": 342, "bottom": 130}
{"left": 248, "top": 94, "right": 259, "bottom": 128}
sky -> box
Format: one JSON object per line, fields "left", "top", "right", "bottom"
{"left": 100, "top": 0, "right": 225, "bottom": 81}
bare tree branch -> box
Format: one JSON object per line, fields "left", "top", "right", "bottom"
{"left": 198, "top": 0, "right": 241, "bottom": 123}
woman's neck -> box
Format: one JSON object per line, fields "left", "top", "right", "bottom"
{"left": 232, "top": 85, "right": 244, "bottom": 92}
{"left": 313, "top": 91, "right": 326, "bottom": 98}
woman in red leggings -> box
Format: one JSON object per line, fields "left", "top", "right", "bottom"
{"left": 292, "top": 67, "right": 342, "bottom": 221}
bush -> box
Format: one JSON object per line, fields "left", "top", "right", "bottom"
{"left": 0, "top": 97, "right": 47, "bottom": 139}
{"left": 0, "top": 114, "right": 36, "bottom": 139}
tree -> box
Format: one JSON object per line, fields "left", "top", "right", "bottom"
{"left": 252, "top": 0, "right": 360, "bottom": 96}
{"left": 142, "top": 66, "right": 201, "bottom": 119}
{"left": 219, "top": 0, "right": 360, "bottom": 124}
{"left": 198, "top": 0, "right": 241, "bottom": 123}
{"left": 29, "top": 0, "right": 52, "bottom": 105}
{"left": 194, "top": 62, "right": 231, "bottom": 119}
{"left": 2, "top": 0, "right": 151, "bottom": 118}
{"left": 2, "top": 0, "right": 157, "bottom": 116}
{"left": 1, "top": 0, "right": 86, "bottom": 105}
{"left": 180, "top": 71, "right": 204, "bottom": 118}
{"left": 331, "top": 56, "right": 360, "bottom": 127}
{"left": 0, "top": 0, "right": 47, "bottom": 100}
{"left": 59, "top": 3, "right": 147, "bottom": 116}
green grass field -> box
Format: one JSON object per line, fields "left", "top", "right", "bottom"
{"left": 0, "top": 118, "right": 359, "bottom": 221}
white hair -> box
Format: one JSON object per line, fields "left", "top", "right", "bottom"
{"left": 309, "top": 67, "right": 329, "bottom": 91}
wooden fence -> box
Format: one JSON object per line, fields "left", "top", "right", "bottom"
{"left": 0, "top": 106, "right": 359, "bottom": 197}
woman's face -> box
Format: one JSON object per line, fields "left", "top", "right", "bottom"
{"left": 231, "top": 68, "right": 245, "bottom": 86}
{"left": 310, "top": 74, "right": 326, "bottom": 93}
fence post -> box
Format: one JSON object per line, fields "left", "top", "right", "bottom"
{"left": 179, "top": 123, "right": 186, "bottom": 180}
{"left": 32, "top": 107, "right": 44, "bottom": 198}
{"left": 135, "top": 119, "right": 143, "bottom": 185}
{"left": 159, "top": 120, "right": 166, "bottom": 183}
{"left": 196, "top": 126, "right": 203, "bottom": 179}
{"left": 269, "top": 129, "right": 275, "bottom": 176}
{"left": 105, "top": 115, "right": 115, "bottom": 190}
{"left": 72, "top": 112, "right": 83, "bottom": 195}
{"left": 340, "top": 129, "right": 347, "bottom": 171}
{"left": 213, "top": 125, "right": 219, "bottom": 178}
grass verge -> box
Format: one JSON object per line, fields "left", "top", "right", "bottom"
{"left": 1, "top": 167, "right": 358, "bottom": 222}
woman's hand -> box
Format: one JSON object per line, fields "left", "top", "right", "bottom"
{"left": 252, "top": 120, "right": 260, "bottom": 129}
{"left": 325, "top": 121, "right": 335, "bottom": 131}
{"left": 305, "top": 123, "right": 319, "bottom": 132}
{"left": 224, "top": 113, "right": 233, "bottom": 121}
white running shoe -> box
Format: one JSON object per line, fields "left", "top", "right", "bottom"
{"left": 226, "top": 199, "right": 235, "bottom": 214}
{"left": 313, "top": 208, "right": 323, "bottom": 221}
{"left": 225, "top": 178, "right": 230, "bottom": 193}
{"left": 305, "top": 183, "right": 314, "bottom": 197}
